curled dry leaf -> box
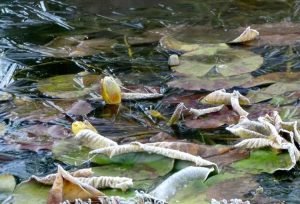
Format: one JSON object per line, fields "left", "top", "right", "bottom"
{"left": 101, "top": 76, "right": 122, "bottom": 105}
{"left": 75, "top": 129, "right": 118, "bottom": 149}
{"left": 228, "top": 26, "right": 259, "bottom": 44}
{"left": 230, "top": 91, "right": 249, "bottom": 117}
{"left": 227, "top": 112, "right": 300, "bottom": 171}
{"left": 29, "top": 168, "right": 93, "bottom": 185}
{"left": 47, "top": 165, "right": 103, "bottom": 204}
{"left": 150, "top": 166, "right": 214, "bottom": 201}
{"left": 72, "top": 120, "right": 97, "bottom": 135}
{"left": 201, "top": 89, "right": 250, "bottom": 105}
{"left": 167, "top": 102, "right": 186, "bottom": 126}
{"left": 90, "top": 142, "right": 218, "bottom": 171}
{"left": 77, "top": 176, "right": 133, "bottom": 192}
{"left": 168, "top": 54, "right": 180, "bottom": 66}
{"left": 189, "top": 105, "right": 224, "bottom": 119}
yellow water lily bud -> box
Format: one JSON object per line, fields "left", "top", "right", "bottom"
{"left": 101, "top": 76, "right": 121, "bottom": 104}
{"left": 71, "top": 120, "right": 97, "bottom": 135}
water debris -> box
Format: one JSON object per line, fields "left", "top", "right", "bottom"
{"left": 150, "top": 166, "right": 214, "bottom": 201}
{"left": 74, "top": 129, "right": 118, "bottom": 149}
{"left": 168, "top": 54, "right": 180, "bottom": 66}
{"left": 228, "top": 26, "right": 259, "bottom": 44}
{"left": 227, "top": 111, "right": 300, "bottom": 171}
{"left": 90, "top": 142, "right": 218, "bottom": 171}
{"left": 189, "top": 105, "right": 224, "bottom": 119}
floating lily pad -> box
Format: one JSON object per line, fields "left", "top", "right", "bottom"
{"left": 43, "top": 35, "right": 117, "bottom": 57}
{"left": 13, "top": 180, "right": 49, "bottom": 204}
{"left": 242, "top": 72, "right": 300, "bottom": 88}
{"left": 37, "top": 74, "right": 101, "bottom": 99}
{"left": 172, "top": 45, "right": 263, "bottom": 78}
{"left": 168, "top": 73, "right": 253, "bottom": 91}
{"left": 247, "top": 82, "right": 300, "bottom": 103}
{"left": 231, "top": 149, "right": 293, "bottom": 174}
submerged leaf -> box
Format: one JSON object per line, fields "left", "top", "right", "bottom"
{"left": 160, "top": 36, "right": 200, "bottom": 53}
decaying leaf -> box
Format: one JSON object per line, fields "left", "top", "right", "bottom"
{"left": 230, "top": 91, "right": 249, "bottom": 117}
{"left": 90, "top": 142, "right": 218, "bottom": 171}
{"left": 189, "top": 105, "right": 224, "bottom": 119}
{"left": 74, "top": 129, "right": 118, "bottom": 149}
{"left": 227, "top": 111, "right": 300, "bottom": 171}
{"left": 167, "top": 102, "right": 186, "bottom": 126}
{"left": 228, "top": 26, "right": 259, "bottom": 44}
{"left": 72, "top": 120, "right": 98, "bottom": 135}
{"left": 28, "top": 168, "right": 93, "bottom": 185}
{"left": 201, "top": 89, "right": 250, "bottom": 105}
{"left": 77, "top": 176, "right": 133, "bottom": 191}
{"left": 150, "top": 166, "right": 214, "bottom": 201}
{"left": 101, "top": 76, "right": 122, "bottom": 105}
{"left": 47, "top": 165, "right": 103, "bottom": 204}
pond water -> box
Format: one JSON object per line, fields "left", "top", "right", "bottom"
{"left": 1, "top": 0, "right": 300, "bottom": 203}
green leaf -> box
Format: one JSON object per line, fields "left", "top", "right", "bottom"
{"left": 13, "top": 180, "right": 50, "bottom": 204}
{"left": 172, "top": 46, "right": 263, "bottom": 78}
{"left": 37, "top": 73, "right": 101, "bottom": 99}
{"left": 231, "top": 149, "right": 292, "bottom": 174}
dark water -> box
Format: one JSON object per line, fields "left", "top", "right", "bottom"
{"left": 1, "top": 0, "right": 300, "bottom": 203}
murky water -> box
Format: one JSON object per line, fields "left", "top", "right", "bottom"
{"left": 1, "top": 0, "right": 300, "bottom": 203}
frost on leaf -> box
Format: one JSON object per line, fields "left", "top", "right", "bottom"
{"left": 150, "top": 166, "right": 214, "bottom": 201}
{"left": 90, "top": 142, "right": 218, "bottom": 171}
{"left": 74, "top": 129, "right": 118, "bottom": 149}
{"left": 227, "top": 111, "right": 300, "bottom": 171}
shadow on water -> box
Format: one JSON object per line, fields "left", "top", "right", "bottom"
{"left": 1, "top": 0, "right": 300, "bottom": 203}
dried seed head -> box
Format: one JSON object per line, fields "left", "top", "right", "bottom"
{"left": 101, "top": 76, "right": 121, "bottom": 104}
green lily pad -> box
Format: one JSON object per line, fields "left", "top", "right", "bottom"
{"left": 13, "top": 180, "right": 50, "bottom": 204}
{"left": 231, "top": 149, "right": 293, "bottom": 174}
{"left": 172, "top": 45, "right": 263, "bottom": 78}
{"left": 37, "top": 73, "right": 101, "bottom": 99}
{"left": 247, "top": 82, "right": 300, "bottom": 103}
{"left": 167, "top": 73, "right": 253, "bottom": 91}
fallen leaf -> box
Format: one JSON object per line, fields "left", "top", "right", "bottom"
{"left": 66, "top": 100, "right": 93, "bottom": 116}
{"left": 47, "top": 165, "right": 103, "bottom": 203}
{"left": 228, "top": 26, "right": 259, "bottom": 44}
{"left": 185, "top": 106, "right": 239, "bottom": 129}
{"left": 0, "top": 174, "right": 16, "bottom": 193}
{"left": 160, "top": 36, "right": 201, "bottom": 53}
